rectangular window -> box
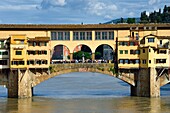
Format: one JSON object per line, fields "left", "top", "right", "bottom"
{"left": 19, "top": 61, "right": 24, "bottom": 65}
{"left": 27, "top": 61, "right": 30, "bottom": 65}
{"left": 38, "top": 51, "right": 42, "bottom": 55}
{"left": 149, "top": 49, "right": 151, "bottom": 52}
{"left": 158, "top": 50, "right": 167, "bottom": 54}
{"left": 20, "top": 40, "right": 24, "bottom": 44}
{"left": 132, "top": 32, "right": 134, "bottom": 37}
{"left": 130, "top": 42, "right": 134, "bottom": 46}
{"left": 142, "top": 60, "right": 146, "bottom": 64}
{"left": 156, "top": 59, "right": 166, "bottom": 63}
{"left": 36, "top": 42, "right": 40, "bottom": 46}
{"left": 124, "top": 42, "right": 128, "bottom": 46}
{"left": 2, "top": 51, "right": 8, "bottom": 55}
{"left": 119, "top": 59, "right": 124, "bottom": 64}
{"left": 102, "top": 32, "right": 107, "bottom": 40}
{"left": 136, "top": 33, "right": 139, "bottom": 40}
{"left": 33, "top": 42, "right": 36, "bottom": 46}
{"left": 0, "top": 60, "right": 7, "bottom": 65}
{"left": 16, "top": 51, "right": 22, "bottom": 55}
{"left": 95, "top": 32, "right": 101, "bottom": 40}
{"left": 148, "top": 38, "right": 155, "bottom": 42}
{"left": 119, "top": 50, "right": 123, "bottom": 54}
{"left": 124, "top": 59, "right": 129, "bottom": 64}
{"left": 119, "top": 42, "right": 123, "bottom": 45}
{"left": 129, "top": 60, "right": 134, "bottom": 64}
{"left": 36, "top": 60, "right": 42, "bottom": 65}
{"left": 28, "top": 42, "right": 33, "bottom": 46}
{"left": 80, "top": 32, "right": 85, "bottom": 40}
{"left": 43, "top": 51, "right": 47, "bottom": 55}
{"left": 130, "top": 50, "right": 134, "bottom": 54}
{"left": 87, "top": 32, "right": 92, "bottom": 40}
{"left": 58, "top": 32, "right": 63, "bottom": 40}
{"left": 160, "top": 40, "right": 162, "bottom": 45}
{"left": 149, "top": 60, "right": 151, "bottom": 63}
{"left": 73, "top": 32, "right": 79, "bottom": 40}
{"left": 30, "top": 60, "right": 34, "bottom": 65}
{"left": 143, "top": 49, "right": 145, "bottom": 53}
{"left": 42, "top": 60, "right": 48, "bottom": 64}
{"left": 135, "top": 59, "right": 140, "bottom": 64}
{"left": 44, "top": 42, "right": 47, "bottom": 46}
{"left": 109, "top": 32, "right": 114, "bottom": 40}
{"left": 0, "top": 41, "right": 4, "bottom": 48}
{"left": 51, "top": 32, "right": 57, "bottom": 40}
{"left": 125, "top": 50, "right": 128, "bottom": 54}
{"left": 64, "top": 32, "right": 70, "bottom": 40}
{"left": 135, "top": 50, "right": 140, "bottom": 54}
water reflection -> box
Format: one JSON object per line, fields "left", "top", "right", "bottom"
{"left": 1, "top": 97, "right": 170, "bottom": 113}
{"left": 0, "top": 72, "right": 170, "bottom": 113}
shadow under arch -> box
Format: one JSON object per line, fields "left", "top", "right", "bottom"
{"left": 51, "top": 44, "right": 70, "bottom": 62}
{"left": 95, "top": 44, "right": 114, "bottom": 61}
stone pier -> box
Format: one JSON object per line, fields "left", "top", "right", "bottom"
{"left": 7, "top": 69, "right": 33, "bottom": 98}
{"left": 131, "top": 67, "right": 160, "bottom": 97}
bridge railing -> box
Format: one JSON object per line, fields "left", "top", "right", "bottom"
{"left": 50, "top": 63, "right": 114, "bottom": 73}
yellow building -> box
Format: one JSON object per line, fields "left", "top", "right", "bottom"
{"left": 10, "top": 35, "right": 28, "bottom": 69}
{"left": 118, "top": 33, "right": 170, "bottom": 69}
{"left": 27, "top": 37, "right": 50, "bottom": 68}
{"left": 0, "top": 24, "right": 169, "bottom": 70}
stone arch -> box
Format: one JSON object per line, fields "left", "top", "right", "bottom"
{"left": 95, "top": 44, "right": 114, "bottom": 61}
{"left": 51, "top": 44, "right": 70, "bottom": 61}
{"left": 32, "top": 64, "right": 135, "bottom": 87}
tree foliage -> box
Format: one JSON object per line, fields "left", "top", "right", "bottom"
{"left": 127, "top": 18, "right": 136, "bottom": 23}
{"left": 73, "top": 51, "right": 91, "bottom": 60}
{"left": 140, "top": 5, "right": 170, "bottom": 23}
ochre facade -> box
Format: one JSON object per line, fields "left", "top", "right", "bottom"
{"left": 0, "top": 24, "right": 170, "bottom": 69}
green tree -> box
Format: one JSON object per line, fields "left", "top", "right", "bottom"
{"left": 95, "top": 52, "right": 102, "bottom": 59}
{"left": 140, "top": 11, "right": 149, "bottom": 23}
{"left": 127, "top": 18, "right": 136, "bottom": 23}
{"left": 120, "top": 17, "right": 124, "bottom": 23}
{"left": 73, "top": 51, "right": 91, "bottom": 60}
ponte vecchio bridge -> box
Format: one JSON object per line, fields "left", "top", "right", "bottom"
{"left": 0, "top": 24, "right": 170, "bottom": 98}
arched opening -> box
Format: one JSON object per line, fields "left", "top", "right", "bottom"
{"left": 0, "top": 85, "right": 7, "bottom": 98}
{"left": 34, "top": 72, "right": 130, "bottom": 98}
{"left": 73, "top": 44, "right": 92, "bottom": 63}
{"left": 95, "top": 44, "right": 114, "bottom": 63}
{"left": 51, "top": 45, "right": 70, "bottom": 63}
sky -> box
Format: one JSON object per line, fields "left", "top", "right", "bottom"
{"left": 0, "top": 0, "right": 170, "bottom": 24}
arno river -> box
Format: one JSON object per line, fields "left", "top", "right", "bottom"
{"left": 0, "top": 72, "right": 170, "bottom": 113}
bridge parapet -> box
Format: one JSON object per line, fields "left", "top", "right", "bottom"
{"left": 50, "top": 63, "right": 114, "bottom": 72}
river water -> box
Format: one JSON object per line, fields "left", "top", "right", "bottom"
{"left": 0, "top": 72, "right": 170, "bottom": 113}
